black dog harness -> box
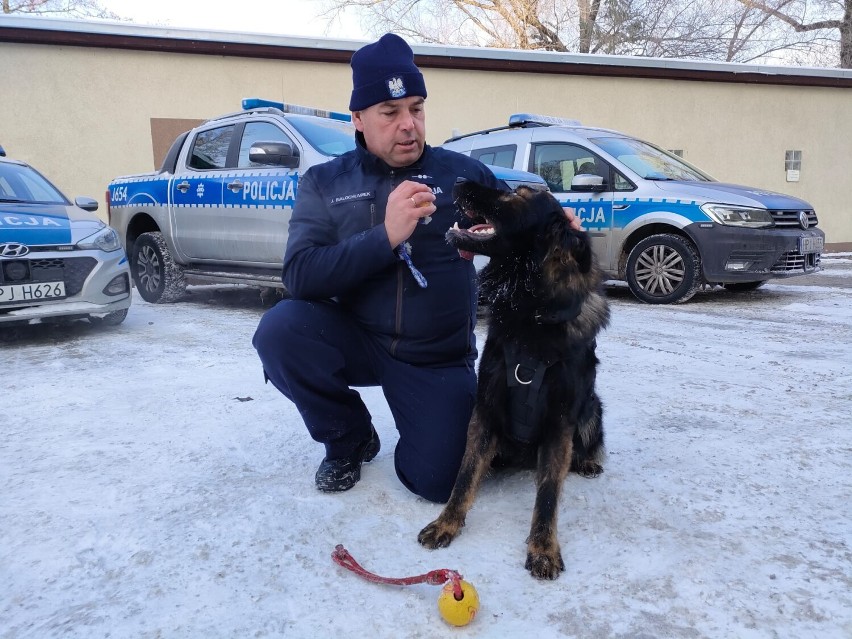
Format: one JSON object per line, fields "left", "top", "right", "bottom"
{"left": 505, "top": 344, "right": 555, "bottom": 444}
{"left": 503, "top": 298, "right": 584, "bottom": 444}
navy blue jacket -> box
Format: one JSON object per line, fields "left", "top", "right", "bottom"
{"left": 282, "top": 136, "right": 500, "bottom": 366}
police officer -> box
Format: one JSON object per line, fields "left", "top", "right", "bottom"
{"left": 252, "top": 33, "right": 507, "bottom": 502}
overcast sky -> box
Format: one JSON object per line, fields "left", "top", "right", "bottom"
{"left": 97, "top": 0, "right": 369, "bottom": 40}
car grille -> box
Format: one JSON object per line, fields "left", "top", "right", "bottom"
{"left": 0, "top": 257, "right": 97, "bottom": 296}
{"left": 770, "top": 209, "right": 819, "bottom": 228}
{"left": 770, "top": 251, "right": 821, "bottom": 273}
{"left": 728, "top": 250, "right": 771, "bottom": 263}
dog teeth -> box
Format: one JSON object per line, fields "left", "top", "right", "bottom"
{"left": 450, "top": 222, "right": 494, "bottom": 235}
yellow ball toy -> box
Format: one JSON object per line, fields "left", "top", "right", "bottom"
{"left": 437, "top": 579, "right": 479, "bottom": 627}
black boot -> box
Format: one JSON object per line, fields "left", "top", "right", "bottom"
{"left": 315, "top": 428, "right": 381, "bottom": 492}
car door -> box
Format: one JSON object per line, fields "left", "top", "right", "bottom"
{"left": 171, "top": 123, "right": 234, "bottom": 260}
{"left": 528, "top": 143, "right": 615, "bottom": 270}
{"left": 219, "top": 121, "right": 300, "bottom": 264}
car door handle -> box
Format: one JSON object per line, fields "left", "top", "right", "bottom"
{"left": 176, "top": 181, "right": 191, "bottom": 193}
{"left": 227, "top": 180, "right": 244, "bottom": 193}
{"left": 613, "top": 203, "right": 630, "bottom": 210}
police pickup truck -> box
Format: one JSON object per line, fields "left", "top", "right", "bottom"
{"left": 106, "top": 99, "right": 546, "bottom": 303}
{"left": 443, "top": 113, "right": 825, "bottom": 303}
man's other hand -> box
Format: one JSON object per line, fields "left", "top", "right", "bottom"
{"left": 564, "top": 207, "right": 582, "bottom": 231}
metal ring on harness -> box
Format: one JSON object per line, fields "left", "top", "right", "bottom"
{"left": 514, "top": 364, "right": 534, "bottom": 385}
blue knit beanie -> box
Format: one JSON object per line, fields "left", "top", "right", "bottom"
{"left": 349, "top": 33, "right": 427, "bottom": 111}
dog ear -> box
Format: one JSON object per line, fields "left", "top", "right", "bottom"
{"left": 570, "top": 229, "right": 593, "bottom": 274}
{"left": 548, "top": 221, "right": 592, "bottom": 274}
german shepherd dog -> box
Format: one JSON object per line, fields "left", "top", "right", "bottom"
{"left": 418, "top": 180, "right": 610, "bottom": 580}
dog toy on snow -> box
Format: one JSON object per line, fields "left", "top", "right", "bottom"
{"left": 331, "top": 544, "right": 479, "bottom": 627}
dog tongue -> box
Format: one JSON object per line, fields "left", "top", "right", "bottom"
{"left": 458, "top": 249, "right": 474, "bottom": 261}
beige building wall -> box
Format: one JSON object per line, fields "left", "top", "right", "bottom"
{"left": 1, "top": 27, "right": 850, "bottom": 248}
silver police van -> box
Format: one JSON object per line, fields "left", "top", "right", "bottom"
{"left": 443, "top": 114, "right": 824, "bottom": 303}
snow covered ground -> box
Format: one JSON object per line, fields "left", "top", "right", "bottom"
{"left": 3, "top": 255, "right": 852, "bottom": 639}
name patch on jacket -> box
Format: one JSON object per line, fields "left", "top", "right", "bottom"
{"left": 329, "top": 190, "right": 375, "bottom": 206}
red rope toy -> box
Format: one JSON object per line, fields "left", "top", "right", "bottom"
{"left": 331, "top": 544, "right": 465, "bottom": 600}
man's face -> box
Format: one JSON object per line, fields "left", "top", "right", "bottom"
{"left": 353, "top": 96, "right": 426, "bottom": 168}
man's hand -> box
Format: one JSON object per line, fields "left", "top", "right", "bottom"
{"left": 385, "top": 181, "right": 436, "bottom": 247}
{"left": 564, "top": 206, "right": 582, "bottom": 231}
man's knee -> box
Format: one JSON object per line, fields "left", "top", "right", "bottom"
{"left": 394, "top": 448, "right": 459, "bottom": 503}
{"left": 253, "top": 299, "right": 306, "bottom": 355}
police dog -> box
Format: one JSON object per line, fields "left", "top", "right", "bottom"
{"left": 418, "top": 180, "right": 609, "bottom": 580}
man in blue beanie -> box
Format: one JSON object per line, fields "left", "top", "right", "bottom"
{"left": 253, "top": 34, "right": 500, "bottom": 502}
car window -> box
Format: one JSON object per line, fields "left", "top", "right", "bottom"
{"left": 591, "top": 136, "right": 712, "bottom": 181}
{"left": 613, "top": 171, "right": 635, "bottom": 192}
{"left": 471, "top": 145, "right": 517, "bottom": 169}
{"left": 238, "top": 122, "right": 297, "bottom": 168}
{"left": 529, "top": 143, "right": 609, "bottom": 192}
{"left": 285, "top": 115, "right": 356, "bottom": 157}
{"left": 0, "top": 162, "right": 66, "bottom": 203}
{"left": 188, "top": 125, "right": 235, "bottom": 170}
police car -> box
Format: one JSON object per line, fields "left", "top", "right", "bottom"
{"left": 0, "top": 147, "right": 131, "bottom": 326}
{"left": 442, "top": 114, "right": 825, "bottom": 303}
{"left": 107, "top": 99, "right": 546, "bottom": 303}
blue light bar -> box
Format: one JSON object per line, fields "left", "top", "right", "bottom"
{"left": 242, "top": 98, "right": 352, "bottom": 122}
{"left": 509, "top": 113, "right": 581, "bottom": 127}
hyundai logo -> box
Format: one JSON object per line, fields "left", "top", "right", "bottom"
{"left": 0, "top": 243, "right": 30, "bottom": 258}
{"left": 798, "top": 211, "right": 810, "bottom": 230}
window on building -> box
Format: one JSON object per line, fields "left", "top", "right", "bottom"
{"left": 785, "top": 150, "right": 802, "bottom": 171}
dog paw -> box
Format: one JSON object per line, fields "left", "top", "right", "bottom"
{"left": 525, "top": 549, "right": 565, "bottom": 580}
{"left": 574, "top": 460, "right": 603, "bottom": 478}
{"left": 418, "top": 520, "right": 459, "bottom": 549}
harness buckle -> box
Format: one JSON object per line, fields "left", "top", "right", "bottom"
{"left": 514, "top": 364, "right": 534, "bottom": 385}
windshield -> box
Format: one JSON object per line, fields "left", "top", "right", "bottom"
{"left": 0, "top": 162, "right": 67, "bottom": 204}
{"left": 286, "top": 115, "right": 356, "bottom": 157}
{"left": 591, "top": 136, "right": 713, "bottom": 182}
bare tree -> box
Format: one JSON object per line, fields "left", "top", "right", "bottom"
{"left": 321, "top": 0, "right": 845, "bottom": 65}
{"left": 740, "top": 0, "right": 850, "bottom": 66}
{"left": 2, "top": 0, "right": 119, "bottom": 19}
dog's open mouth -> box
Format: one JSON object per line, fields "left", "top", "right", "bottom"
{"left": 448, "top": 220, "right": 496, "bottom": 260}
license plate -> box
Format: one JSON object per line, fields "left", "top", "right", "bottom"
{"left": 798, "top": 235, "right": 824, "bottom": 254}
{"left": 0, "top": 281, "right": 66, "bottom": 304}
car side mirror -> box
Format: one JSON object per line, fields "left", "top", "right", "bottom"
{"left": 571, "top": 174, "right": 606, "bottom": 192}
{"left": 75, "top": 196, "right": 99, "bottom": 212}
{"left": 249, "top": 141, "right": 299, "bottom": 168}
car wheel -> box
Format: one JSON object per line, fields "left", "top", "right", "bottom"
{"left": 131, "top": 231, "right": 186, "bottom": 303}
{"left": 626, "top": 233, "right": 701, "bottom": 304}
{"left": 723, "top": 280, "right": 767, "bottom": 292}
{"left": 88, "top": 308, "right": 129, "bottom": 326}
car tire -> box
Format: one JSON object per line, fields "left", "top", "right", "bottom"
{"left": 131, "top": 231, "right": 186, "bottom": 303}
{"left": 88, "top": 308, "right": 129, "bottom": 326}
{"left": 723, "top": 280, "right": 767, "bottom": 292}
{"left": 626, "top": 233, "right": 701, "bottom": 304}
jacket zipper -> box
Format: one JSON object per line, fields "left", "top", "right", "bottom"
{"left": 389, "top": 169, "right": 404, "bottom": 356}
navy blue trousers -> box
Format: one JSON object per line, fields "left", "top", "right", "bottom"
{"left": 252, "top": 299, "right": 476, "bottom": 503}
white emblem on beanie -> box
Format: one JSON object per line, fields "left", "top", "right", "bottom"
{"left": 387, "top": 77, "right": 406, "bottom": 98}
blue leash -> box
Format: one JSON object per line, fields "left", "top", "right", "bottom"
{"left": 396, "top": 242, "right": 428, "bottom": 288}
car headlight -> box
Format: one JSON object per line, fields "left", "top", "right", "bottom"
{"left": 701, "top": 204, "right": 774, "bottom": 228}
{"left": 77, "top": 225, "right": 122, "bottom": 252}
